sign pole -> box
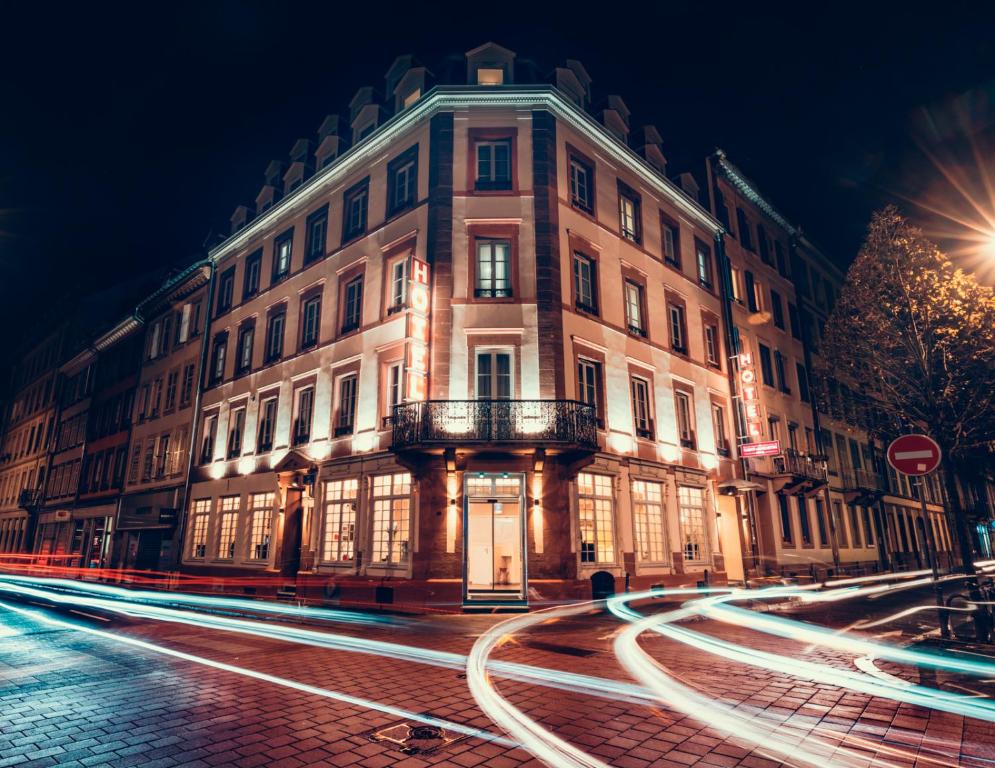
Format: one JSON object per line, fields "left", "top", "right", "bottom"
{"left": 917, "top": 476, "right": 949, "bottom": 638}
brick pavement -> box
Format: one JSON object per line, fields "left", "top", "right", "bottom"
{"left": 1, "top": 592, "right": 993, "bottom": 767}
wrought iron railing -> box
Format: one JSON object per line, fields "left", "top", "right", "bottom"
{"left": 839, "top": 467, "right": 884, "bottom": 491}
{"left": 772, "top": 450, "right": 828, "bottom": 482}
{"left": 391, "top": 400, "right": 598, "bottom": 449}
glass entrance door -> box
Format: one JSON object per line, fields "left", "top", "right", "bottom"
{"left": 465, "top": 474, "right": 525, "bottom": 599}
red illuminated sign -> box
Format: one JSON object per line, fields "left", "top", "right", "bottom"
{"left": 738, "top": 352, "right": 764, "bottom": 440}
{"left": 740, "top": 440, "right": 781, "bottom": 458}
{"left": 405, "top": 257, "right": 431, "bottom": 401}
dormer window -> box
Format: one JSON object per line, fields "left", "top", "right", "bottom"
{"left": 402, "top": 89, "right": 421, "bottom": 108}
{"left": 477, "top": 67, "right": 504, "bottom": 85}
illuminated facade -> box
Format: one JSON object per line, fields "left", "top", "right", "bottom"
{"left": 706, "top": 151, "right": 954, "bottom": 576}
{"left": 180, "top": 43, "right": 737, "bottom": 608}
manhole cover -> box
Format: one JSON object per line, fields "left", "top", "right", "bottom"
{"left": 365, "top": 720, "right": 466, "bottom": 755}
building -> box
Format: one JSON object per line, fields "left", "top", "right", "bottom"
{"left": 114, "top": 264, "right": 211, "bottom": 571}
{"left": 0, "top": 328, "right": 64, "bottom": 555}
{"left": 707, "top": 151, "right": 954, "bottom": 577}
{"left": 181, "top": 43, "right": 738, "bottom": 610}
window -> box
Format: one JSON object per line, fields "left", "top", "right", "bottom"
{"left": 704, "top": 323, "right": 720, "bottom": 367}
{"left": 796, "top": 363, "right": 810, "bottom": 402}
{"left": 236, "top": 324, "right": 254, "bottom": 374}
{"left": 273, "top": 229, "right": 293, "bottom": 282}
{"left": 771, "top": 289, "right": 785, "bottom": 329}
{"left": 293, "top": 387, "right": 314, "bottom": 446}
{"left": 833, "top": 501, "right": 849, "bottom": 548}
{"left": 696, "top": 240, "right": 713, "bottom": 290}
{"left": 744, "top": 270, "right": 758, "bottom": 312}
{"left": 200, "top": 414, "right": 217, "bottom": 465}
{"left": 849, "top": 505, "right": 863, "bottom": 547}
{"left": 774, "top": 241, "right": 788, "bottom": 275}
{"left": 387, "top": 146, "right": 418, "bottom": 214}
{"left": 164, "top": 370, "right": 178, "bottom": 412}
{"left": 243, "top": 250, "right": 262, "bottom": 299}
{"left": 385, "top": 362, "right": 403, "bottom": 421}
{"left": 668, "top": 303, "right": 686, "bottom": 354}
{"left": 149, "top": 378, "right": 162, "bottom": 418}
{"left": 578, "top": 473, "right": 615, "bottom": 564}
{"left": 573, "top": 253, "right": 597, "bottom": 313}
{"left": 632, "top": 480, "right": 666, "bottom": 562}
{"left": 128, "top": 441, "right": 141, "bottom": 484}
{"left": 712, "top": 403, "right": 729, "bottom": 455}
{"left": 630, "top": 377, "right": 653, "bottom": 439}
{"left": 248, "top": 493, "right": 273, "bottom": 560}
{"left": 788, "top": 303, "right": 801, "bottom": 338}
{"left": 730, "top": 267, "right": 743, "bottom": 303}
{"left": 335, "top": 375, "right": 358, "bottom": 436}
{"left": 662, "top": 217, "right": 680, "bottom": 266}
{"left": 774, "top": 350, "right": 790, "bottom": 393}
{"left": 757, "top": 224, "right": 770, "bottom": 264}
{"left": 209, "top": 334, "right": 227, "bottom": 386}
{"left": 265, "top": 311, "right": 285, "bottom": 363}
{"left": 736, "top": 209, "right": 753, "bottom": 250}
{"left": 476, "top": 67, "right": 504, "bottom": 85}
{"left": 372, "top": 473, "right": 412, "bottom": 566}
{"left": 155, "top": 434, "right": 169, "bottom": 479}
{"left": 815, "top": 498, "right": 829, "bottom": 547}
{"left": 778, "top": 494, "right": 793, "bottom": 543}
{"left": 343, "top": 179, "right": 369, "bottom": 241}
{"left": 475, "top": 239, "right": 512, "bottom": 298}
{"left": 678, "top": 486, "right": 706, "bottom": 563}
{"left": 675, "top": 390, "right": 696, "bottom": 448}
{"left": 304, "top": 207, "right": 328, "bottom": 264}
{"left": 577, "top": 359, "right": 603, "bottom": 424}
{"left": 758, "top": 344, "right": 774, "bottom": 386}
{"left": 475, "top": 139, "right": 511, "bottom": 190}
{"left": 388, "top": 258, "right": 407, "bottom": 311}
{"left": 180, "top": 364, "right": 195, "bottom": 407}
{"left": 788, "top": 423, "right": 799, "bottom": 452}
{"left": 217, "top": 496, "right": 239, "bottom": 559}
{"left": 300, "top": 296, "right": 321, "bottom": 349}
{"left": 256, "top": 396, "right": 277, "bottom": 452}
{"left": 188, "top": 499, "right": 210, "bottom": 559}
{"left": 216, "top": 268, "right": 234, "bottom": 316}
{"left": 862, "top": 507, "right": 875, "bottom": 546}
{"left": 569, "top": 154, "right": 594, "bottom": 213}
{"left": 476, "top": 351, "right": 512, "bottom": 399}
{"left": 341, "top": 276, "right": 363, "bottom": 333}
{"left": 798, "top": 496, "right": 812, "bottom": 545}
{"left": 624, "top": 281, "right": 645, "bottom": 337}
{"left": 618, "top": 184, "right": 641, "bottom": 243}
{"left": 227, "top": 407, "right": 245, "bottom": 459}
{"left": 323, "top": 479, "right": 358, "bottom": 562}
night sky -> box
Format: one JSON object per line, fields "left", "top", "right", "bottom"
{"left": 3, "top": 2, "right": 994, "bottom": 367}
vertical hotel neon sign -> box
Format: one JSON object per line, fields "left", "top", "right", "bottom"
{"left": 405, "top": 257, "right": 431, "bottom": 401}
{"left": 737, "top": 352, "right": 763, "bottom": 440}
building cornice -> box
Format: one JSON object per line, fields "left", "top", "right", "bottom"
{"left": 93, "top": 316, "right": 142, "bottom": 351}
{"left": 210, "top": 86, "right": 722, "bottom": 264}
{"left": 712, "top": 150, "right": 796, "bottom": 235}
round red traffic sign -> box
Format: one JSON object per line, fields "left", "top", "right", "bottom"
{"left": 887, "top": 434, "right": 942, "bottom": 476}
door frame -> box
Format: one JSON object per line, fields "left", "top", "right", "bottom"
{"left": 462, "top": 471, "right": 527, "bottom": 603}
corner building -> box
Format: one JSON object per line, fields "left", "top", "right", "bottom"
{"left": 185, "top": 44, "right": 734, "bottom": 610}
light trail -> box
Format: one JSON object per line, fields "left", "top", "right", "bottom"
{"left": 0, "top": 599, "right": 514, "bottom": 747}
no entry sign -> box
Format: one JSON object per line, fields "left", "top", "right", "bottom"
{"left": 887, "top": 434, "right": 942, "bottom": 476}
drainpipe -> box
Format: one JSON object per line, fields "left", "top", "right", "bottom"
{"left": 171, "top": 261, "right": 217, "bottom": 574}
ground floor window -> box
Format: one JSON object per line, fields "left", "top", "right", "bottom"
{"left": 372, "top": 473, "right": 412, "bottom": 566}
{"left": 249, "top": 493, "right": 274, "bottom": 560}
{"left": 849, "top": 505, "right": 863, "bottom": 548}
{"left": 577, "top": 472, "right": 615, "bottom": 564}
{"left": 188, "top": 499, "right": 210, "bottom": 558}
{"left": 323, "top": 479, "right": 358, "bottom": 562}
{"left": 678, "top": 485, "right": 706, "bottom": 563}
{"left": 217, "top": 496, "right": 239, "bottom": 559}
{"left": 798, "top": 496, "right": 812, "bottom": 546}
{"left": 777, "top": 494, "right": 793, "bottom": 544}
{"left": 631, "top": 479, "right": 666, "bottom": 563}
{"left": 833, "top": 501, "right": 848, "bottom": 548}
{"left": 861, "top": 506, "right": 875, "bottom": 546}
{"left": 815, "top": 498, "right": 829, "bottom": 547}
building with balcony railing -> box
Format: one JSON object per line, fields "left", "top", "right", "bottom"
{"left": 181, "top": 42, "right": 737, "bottom": 609}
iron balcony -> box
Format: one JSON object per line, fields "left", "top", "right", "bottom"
{"left": 391, "top": 400, "right": 598, "bottom": 450}
{"left": 772, "top": 450, "right": 829, "bottom": 482}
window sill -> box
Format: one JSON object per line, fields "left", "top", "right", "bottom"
{"left": 339, "top": 323, "right": 360, "bottom": 336}
{"left": 627, "top": 326, "right": 647, "bottom": 339}
{"left": 570, "top": 200, "right": 594, "bottom": 215}
{"left": 575, "top": 302, "right": 599, "bottom": 316}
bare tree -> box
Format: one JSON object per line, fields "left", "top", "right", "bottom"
{"left": 819, "top": 206, "right": 995, "bottom": 572}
